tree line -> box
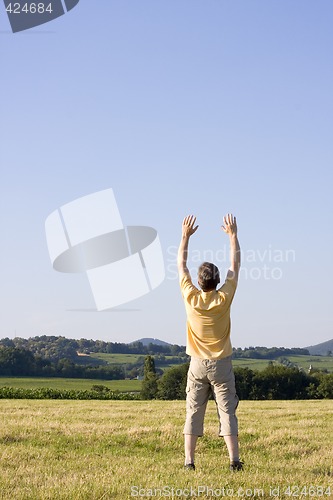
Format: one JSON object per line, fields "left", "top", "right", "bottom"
{"left": 0, "top": 336, "right": 186, "bottom": 362}
{"left": 142, "top": 357, "right": 333, "bottom": 400}
{"left": 232, "top": 346, "right": 310, "bottom": 359}
{"left": 0, "top": 345, "right": 188, "bottom": 380}
{"left": 0, "top": 346, "right": 332, "bottom": 399}
{"left": 1, "top": 336, "right": 332, "bottom": 400}
{"left": 0, "top": 347, "right": 124, "bottom": 380}
{"left": 0, "top": 336, "right": 311, "bottom": 363}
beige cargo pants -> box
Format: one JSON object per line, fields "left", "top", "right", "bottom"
{"left": 184, "top": 356, "right": 239, "bottom": 437}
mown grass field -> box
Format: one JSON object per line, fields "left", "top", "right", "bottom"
{"left": 0, "top": 400, "right": 332, "bottom": 499}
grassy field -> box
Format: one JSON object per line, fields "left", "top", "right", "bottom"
{"left": 287, "top": 355, "right": 333, "bottom": 372}
{"left": 90, "top": 353, "right": 144, "bottom": 365}
{"left": 233, "top": 356, "right": 333, "bottom": 372}
{"left": 232, "top": 359, "right": 274, "bottom": 371}
{"left": 0, "top": 400, "right": 332, "bottom": 499}
{"left": 89, "top": 352, "right": 186, "bottom": 371}
{"left": 88, "top": 353, "right": 333, "bottom": 373}
{"left": 0, "top": 377, "right": 141, "bottom": 392}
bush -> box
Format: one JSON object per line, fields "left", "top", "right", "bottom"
{"left": 158, "top": 363, "right": 189, "bottom": 400}
{"left": 310, "top": 373, "right": 333, "bottom": 398}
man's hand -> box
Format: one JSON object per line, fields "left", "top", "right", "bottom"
{"left": 221, "top": 213, "right": 240, "bottom": 282}
{"left": 221, "top": 213, "right": 237, "bottom": 237}
{"left": 182, "top": 215, "right": 199, "bottom": 239}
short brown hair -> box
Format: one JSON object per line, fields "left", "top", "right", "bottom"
{"left": 198, "top": 262, "right": 220, "bottom": 291}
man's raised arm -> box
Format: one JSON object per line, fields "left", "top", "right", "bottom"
{"left": 221, "top": 214, "right": 241, "bottom": 282}
{"left": 177, "top": 215, "right": 199, "bottom": 277}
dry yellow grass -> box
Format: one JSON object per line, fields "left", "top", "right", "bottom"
{"left": 0, "top": 400, "right": 332, "bottom": 499}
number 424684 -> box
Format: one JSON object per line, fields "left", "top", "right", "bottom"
{"left": 6, "top": 3, "right": 53, "bottom": 14}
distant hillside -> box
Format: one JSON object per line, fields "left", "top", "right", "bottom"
{"left": 133, "top": 338, "right": 172, "bottom": 347}
{"left": 305, "top": 338, "right": 333, "bottom": 356}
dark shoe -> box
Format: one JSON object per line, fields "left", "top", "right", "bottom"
{"left": 230, "top": 460, "right": 244, "bottom": 471}
{"left": 184, "top": 463, "right": 195, "bottom": 471}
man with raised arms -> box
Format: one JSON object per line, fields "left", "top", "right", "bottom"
{"left": 177, "top": 214, "right": 242, "bottom": 471}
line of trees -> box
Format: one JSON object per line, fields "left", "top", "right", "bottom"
{"left": 0, "top": 345, "right": 189, "bottom": 381}
{"left": 0, "top": 336, "right": 186, "bottom": 361}
{"left": 0, "top": 347, "right": 124, "bottom": 380}
{"left": 142, "top": 357, "right": 333, "bottom": 400}
{"left": 1, "top": 336, "right": 332, "bottom": 400}
{"left": 0, "top": 336, "right": 312, "bottom": 362}
{"left": 234, "top": 365, "right": 333, "bottom": 399}
{"left": 232, "top": 346, "right": 310, "bottom": 359}
{"left": 1, "top": 348, "right": 332, "bottom": 399}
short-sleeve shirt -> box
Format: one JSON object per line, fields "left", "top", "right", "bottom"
{"left": 180, "top": 272, "right": 237, "bottom": 360}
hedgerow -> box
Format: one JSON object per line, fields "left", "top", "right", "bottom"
{"left": 0, "top": 387, "right": 140, "bottom": 400}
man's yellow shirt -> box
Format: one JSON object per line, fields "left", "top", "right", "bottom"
{"left": 180, "top": 272, "right": 237, "bottom": 360}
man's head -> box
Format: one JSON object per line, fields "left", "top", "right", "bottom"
{"left": 198, "top": 262, "right": 220, "bottom": 291}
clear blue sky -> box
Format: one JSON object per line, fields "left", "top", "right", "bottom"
{"left": 1, "top": 0, "right": 332, "bottom": 349}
